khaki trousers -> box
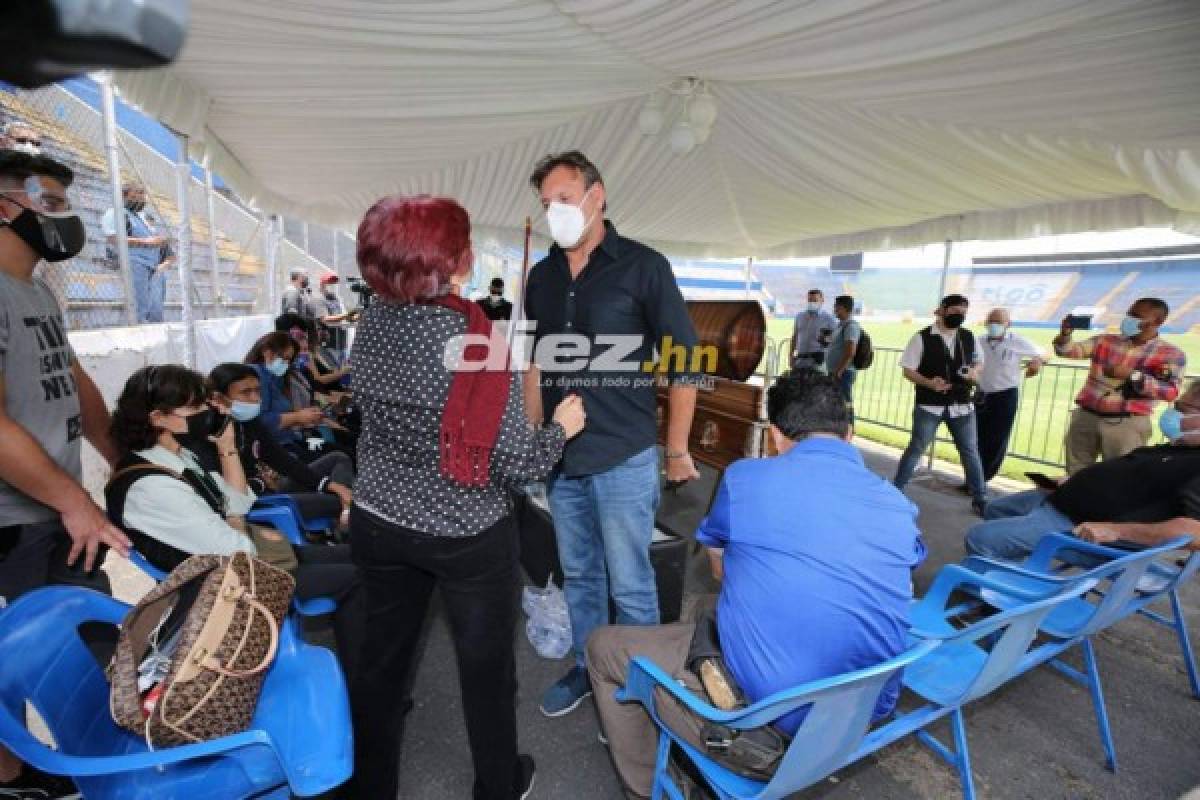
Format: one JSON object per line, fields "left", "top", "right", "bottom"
{"left": 1064, "top": 409, "right": 1152, "bottom": 475}
{"left": 587, "top": 623, "right": 708, "bottom": 799}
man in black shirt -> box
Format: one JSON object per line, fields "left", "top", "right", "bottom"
{"left": 522, "top": 151, "right": 700, "bottom": 718}
{"left": 966, "top": 380, "right": 1200, "bottom": 560}
{"left": 477, "top": 277, "right": 513, "bottom": 321}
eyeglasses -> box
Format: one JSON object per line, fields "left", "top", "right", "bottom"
{"left": 0, "top": 177, "right": 71, "bottom": 214}
{"left": 12, "top": 137, "right": 41, "bottom": 146}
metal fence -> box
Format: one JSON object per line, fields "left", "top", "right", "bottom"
{"left": 0, "top": 82, "right": 349, "bottom": 331}
{"left": 757, "top": 339, "right": 1193, "bottom": 472}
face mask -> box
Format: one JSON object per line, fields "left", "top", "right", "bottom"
{"left": 806, "top": 302, "right": 820, "bottom": 313}
{"left": 943, "top": 312, "right": 965, "bottom": 329}
{"left": 229, "top": 400, "right": 261, "bottom": 422}
{"left": 267, "top": 357, "right": 289, "bottom": 377}
{"left": 0, "top": 206, "right": 86, "bottom": 262}
{"left": 1120, "top": 315, "right": 1143, "bottom": 339}
{"left": 173, "top": 408, "right": 220, "bottom": 450}
{"left": 987, "top": 323, "right": 1006, "bottom": 339}
{"left": 545, "top": 186, "right": 595, "bottom": 250}
{"left": 125, "top": 199, "right": 145, "bottom": 213}
{"left": 12, "top": 141, "right": 41, "bottom": 156}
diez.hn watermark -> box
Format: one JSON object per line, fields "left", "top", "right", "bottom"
{"left": 443, "top": 320, "right": 717, "bottom": 390}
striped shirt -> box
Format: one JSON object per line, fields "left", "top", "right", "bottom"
{"left": 1055, "top": 333, "right": 1186, "bottom": 416}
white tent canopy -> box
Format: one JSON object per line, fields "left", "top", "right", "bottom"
{"left": 114, "top": 0, "right": 1200, "bottom": 258}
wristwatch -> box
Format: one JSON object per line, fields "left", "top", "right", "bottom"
{"left": 664, "top": 450, "right": 688, "bottom": 459}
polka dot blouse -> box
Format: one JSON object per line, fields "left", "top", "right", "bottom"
{"left": 351, "top": 301, "right": 565, "bottom": 537}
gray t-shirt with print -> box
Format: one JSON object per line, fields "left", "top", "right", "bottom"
{"left": 0, "top": 273, "right": 81, "bottom": 525}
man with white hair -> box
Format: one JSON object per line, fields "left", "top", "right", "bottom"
{"left": 972, "top": 308, "right": 1043, "bottom": 485}
{"left": 101, "top": 182, "right": 173, "bottom": 323}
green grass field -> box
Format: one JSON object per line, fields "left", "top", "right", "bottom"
{"left": 764, "top": 318, "right": 1199, "bottom": 481}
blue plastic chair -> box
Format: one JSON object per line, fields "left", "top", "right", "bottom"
{"left": 616, "top": 564, "right": 1094, "bottom": 800}
{"left": 0, "top": 586, "right": 352, "bottom": 799}
{"left": 1123, "top": 551, "right": 1200, "bottom": 698}
{"left": 961, "top": 533, "right": 1193, "bottom": 771}
{"left": 253, "top": 494, "right": 336, "bottom": 538}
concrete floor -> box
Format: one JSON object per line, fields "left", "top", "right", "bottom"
{"left": 104, "top": 441, "right": 1200, "bottom": 799}
{"left": 388, "top": 441, "right": 1200, "bottom": 800}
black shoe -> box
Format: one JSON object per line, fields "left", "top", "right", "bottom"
{"left": 971, "top": 498, "right": 987, "bottom": 517}
{"left": 0, "top": 765, "right": 81, "bottom": 798}
{"left": 516, "top": 754, "right": 536, "bottom": 800}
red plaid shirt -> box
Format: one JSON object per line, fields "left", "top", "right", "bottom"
{"left": 1056, "top": 333, "right": 1186, "bottom": 415}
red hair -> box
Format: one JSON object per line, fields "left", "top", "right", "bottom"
{"left": 356, "top": 195, "right": 472, "bottom": 303}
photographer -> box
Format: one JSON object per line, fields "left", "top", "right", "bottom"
{"left": 1054, "top": 297, "right": 1186, "bottom": 474}
{"left": 892, "top": 294, "right": 988, "bottom": 514}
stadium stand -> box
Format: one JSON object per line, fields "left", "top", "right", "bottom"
{"left": 753, "top": 259, "right": 1200, "bottom": 333}
{"left": 0, "top": 85, "right": 275, "bottom": 329}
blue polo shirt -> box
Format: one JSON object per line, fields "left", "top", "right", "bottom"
{"left": 696, "top": 437, "right": 924, "bottom": 734}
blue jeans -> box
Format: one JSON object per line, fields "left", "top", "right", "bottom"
{"left": 964, "top": 489, "right": 1073, "bottom": 560}
{"left": 131, "top": 258, "right": 166, "bottom": 323}
{"left": 893, "top": 407, "right": 987, "bottom": 501}
{"left": 836, "top": 369, "right": 857, "bottom": 421}
{"left": 548, "top": 446, "right": 661, "bottom": 666}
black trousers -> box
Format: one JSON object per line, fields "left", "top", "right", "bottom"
{"left": 975, "top": 387, "right": 1019, "bottom": 482}
{"left": 294, "top": 543, "right": 364, "bottom": 683}
{"left": 0, "top": 519, "right": 111, "bottom": 601}
{"left": 348, "top": 506, "right": 521, "bottom": 800}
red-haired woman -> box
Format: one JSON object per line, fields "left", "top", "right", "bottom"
{"left": 348, "top": 195, "right": 584, "bottom": 799}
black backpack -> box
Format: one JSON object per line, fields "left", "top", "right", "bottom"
{"left": 852, "top": 327, "right": 874, "bottom": 370}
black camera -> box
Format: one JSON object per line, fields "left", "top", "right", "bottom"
{"left": 347, "top": 277, "right": 374, "bottom": 308}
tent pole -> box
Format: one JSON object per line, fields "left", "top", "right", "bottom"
{"left": 261, "top": 211, "right": 278, "bottom": 315}
{"left": 925, "top": 238, "right": 955, "bottom": 472}
{"left": 100, "top": 73, "right": 137, "bottom": 327}
{"left": 204, "top": 167, "right": 222, "bottom": 317}
{"left": 507, "top": 216, "right": 533, "bottom": 349}
{"left": 174, "top": 131, "right": 197, "bottom": 368}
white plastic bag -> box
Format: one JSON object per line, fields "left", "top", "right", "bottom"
{"left": 522, "top": 579, "right": 572, "bottom": 660}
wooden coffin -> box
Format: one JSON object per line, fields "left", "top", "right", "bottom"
{"left": 656, "top": 301, "right": 776, "bottom": 469}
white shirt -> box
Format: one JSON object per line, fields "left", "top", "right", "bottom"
{"left": 977, "top": 331, "right": 1044, "bottom": 394}
{"left": 123, "top": 445, "right": 257, "bottom": 558}
{"left": 899, "top": 324, "right": 984, "bottom": 418}
{"left": 100, "top": 207, "right": 154, "bottom": 238}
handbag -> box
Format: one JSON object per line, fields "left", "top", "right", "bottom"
{"left": 686, "top": 605, "right": 789, "bottom": 781}
{"left": 108, "top": 551, "right": 295, "bottom": 748}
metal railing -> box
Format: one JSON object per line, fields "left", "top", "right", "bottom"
{"left": 756, "top": 340, "right": 1194, "bottom": 472}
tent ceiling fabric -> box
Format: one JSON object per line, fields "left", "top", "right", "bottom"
{"left": 115, "top": 0, "right": 1200, "bottom": 257}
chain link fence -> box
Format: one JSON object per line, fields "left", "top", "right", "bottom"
{"left": 1, "top": 82, "right": 337, "bottom": 331}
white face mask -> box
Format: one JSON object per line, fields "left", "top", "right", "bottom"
{"left": 806, "top": 301, "right": 820, "bottom": 313}
{"left": 545, "top": 186, "right": 596, "bottom": 250}
{"left": 11, "top": 141, "right": 41, "bottom": 156}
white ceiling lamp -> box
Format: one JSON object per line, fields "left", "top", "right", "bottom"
{"left": 638, "top": 77, "right": 716, "bottom": 156}
{"left": 668, "top": 119, "right": 696, "bottom": 155}
{"left": 637, "top": 93, "right": 665, "bottom": 136}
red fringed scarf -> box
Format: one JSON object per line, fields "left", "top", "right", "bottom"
{"left": 420, "top": 292, "right": 511, "bottom": 487}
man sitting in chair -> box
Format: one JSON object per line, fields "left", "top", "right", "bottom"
{"left": 587, "top": 371, "right": 925, "bottom": 798}
{"left": 966, "top": 379, "right": 1200, "bottom": 561}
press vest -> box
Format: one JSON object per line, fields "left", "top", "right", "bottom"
{"left": 913, "top": 326, "right": 976, "bottom": 407}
